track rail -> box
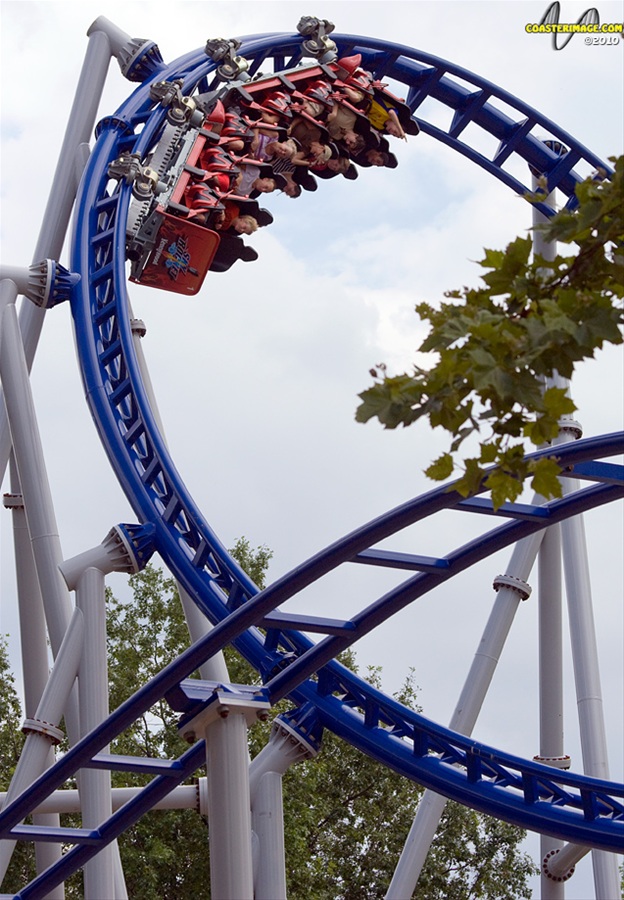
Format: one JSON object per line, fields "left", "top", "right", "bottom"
{"left": 3, "top": 31, "right": 621, "bottom": 897}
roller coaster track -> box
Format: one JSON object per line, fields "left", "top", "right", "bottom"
{"left": 2, "top": 31, "right": 622, "bottom": 897}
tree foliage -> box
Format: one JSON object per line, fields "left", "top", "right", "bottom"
{"left": 0, "top": 636, "right": 36, "bottom": 890}
{"left": 356, "top": 157, "right": 623, "bottom": 507}
{"left": 105, "top": 565, "right": 211, "bottom": 900}
{"left": 281, "top": 661, "right": 536, "bottom": 900}
{"left": 103, "top": 565, "right": 538, "bottom": 900}
{"left": 1, "top": 546, "right": 537, "bottom": 898}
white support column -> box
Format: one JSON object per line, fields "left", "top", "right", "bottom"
{"left": 75, "top": 567, "right": 115, "bottom": 900}
{"left": 0, "top": 609, "right": 84, "bottom": 883}
{"left": 561, "top": 499, "right": 612, "bottom": 779}
{"left": 533, "top": 172, "right": 573, "bottom": 900}
{"left": 0, "top": 20, "right": 152, "bottom": 900}
{"left": 532, "top": 170, "right": 618, "bottom": 898}
{"left": 0, "top": 278, "right": 19, "bottom": 343}
{"left": 0, "top": 784, "right": 202, "bottom": 816}
{"left": 537, "top": 525, "right": 565, "bottom": 766}
{"left": 206, "top": 712, "right": 254, "bottom": 900}
{"left": 537, "top": 524, "right": 567, "bottom": 900}
{"left": 251, "top": 772, "right": 286, "bottom": 898}
{"left": 4, "top": 485, "right": 50, "bottom": 722}
{"left": 181, "top": 690, "right": 271, "bottom": 900}
{"left": 0, "top": 24, "right": 113, "bottom": 482}
{"left": 0, "top": 301, "right": 74, "bottom": 661}
{"left": 560, "top": 480, "right": 620, "bottom": 899}
{"left": 386, "top": 529, "right": 543, "bottom": 899}
{"left": 112, "top": 845, "right": 129, "bottom": 900}
{"left": 59, "top": 524, "right": 157, "bottom": 900}
{"left": 249, "top": 716, "right": 320, "bottom": 900}
{"left": 4, "top": 480, "right": 64, "bottom": 895}
{"left": 0, "top": 298, "right": 82, "bottom": 775}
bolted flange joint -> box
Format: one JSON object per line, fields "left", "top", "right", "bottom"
{"left": 558, "top": 418, "right": 583, "bottom": 440}
{"left": 3, "top": 492, "right": 24, "bottom": 510}
{"left": 533, "top": 754, "right": 571, "bottom": 770}
{"left": 493, "top": 573, "right": 532, "bottom": 600}
{"left": 542, "top": 848, "right": 575, "bottom": 882}
{"left": 130, "top": 318, "right": 147, "bottom": 337}
{"left": 22, "top": 717, "right": 64, "bottom": 746}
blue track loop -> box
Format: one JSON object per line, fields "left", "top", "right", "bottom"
{"left": 69, "top": 27, "right": 624, "bottom": 851}
{"left": 4, "top": 32, "right": 621, "bottom": 897}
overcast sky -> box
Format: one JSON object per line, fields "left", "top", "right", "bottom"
{"left": 1, "top": 2, "right": 623, "bottom": 896}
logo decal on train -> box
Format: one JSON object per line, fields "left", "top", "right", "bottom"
{"left": 164, "top": 237, "right": 199, "bottom": 281}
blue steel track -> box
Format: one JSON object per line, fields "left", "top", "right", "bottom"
{"left": 2, "top": 32, "right": 622, "bottom": 897}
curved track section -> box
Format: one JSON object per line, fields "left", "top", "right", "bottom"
{"left": 71, "top": 28, "right": 624, "bottom": 836}
{"left": 64, "top": 27, "right": 624, "bottom": 849}
{"left": 71, "top": 26, "right": 620, "bottom": 669}
{"left": 2, "top": 439, "right": 623, "bottom": 899}
{"left": 2, "top": 32, "right": 622, "bottom": 896}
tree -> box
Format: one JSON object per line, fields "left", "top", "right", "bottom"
{"left": 1, "top": 547, "right": 537, "bottom": 898}
{"left": 104, "top": 564, "right": 539, "bottom": 899}
{"left": 0, "top": 637, "right": 24, "bottom": 790}
{"left": 105, "top": 564, "right": 211, "bottom": 900}
{"left": 0, "top": 636, "right": 36, "bottom": 890}
{"left": 356, "top": 157, "right": 624, "bottom": 507}
{"left": 280, "top": 660, "right": 536, "bottom": 900}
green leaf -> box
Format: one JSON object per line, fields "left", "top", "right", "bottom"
{"left": 529, "top": 457, "right": 564, "bottom": 500}
{"left": 542, "top": 387, "right": 577, "bottom": 418}
{"left": 479, "top": 441, "right": 500, "bottom": 464}
{"left": 424, "top": 452, "right": 454, "bottom": 481}
{"left": 485, "top": 469, "right": 524, "bottom": 509}
{"left": 455, "top": 457, "right": 486, "bottom": 497}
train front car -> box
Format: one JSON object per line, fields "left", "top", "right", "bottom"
{"left": 120, "top": 84, "right": 223, "bottom": 295}
{"left": 118, "top": 34, "right": 416, "bottom": 294}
